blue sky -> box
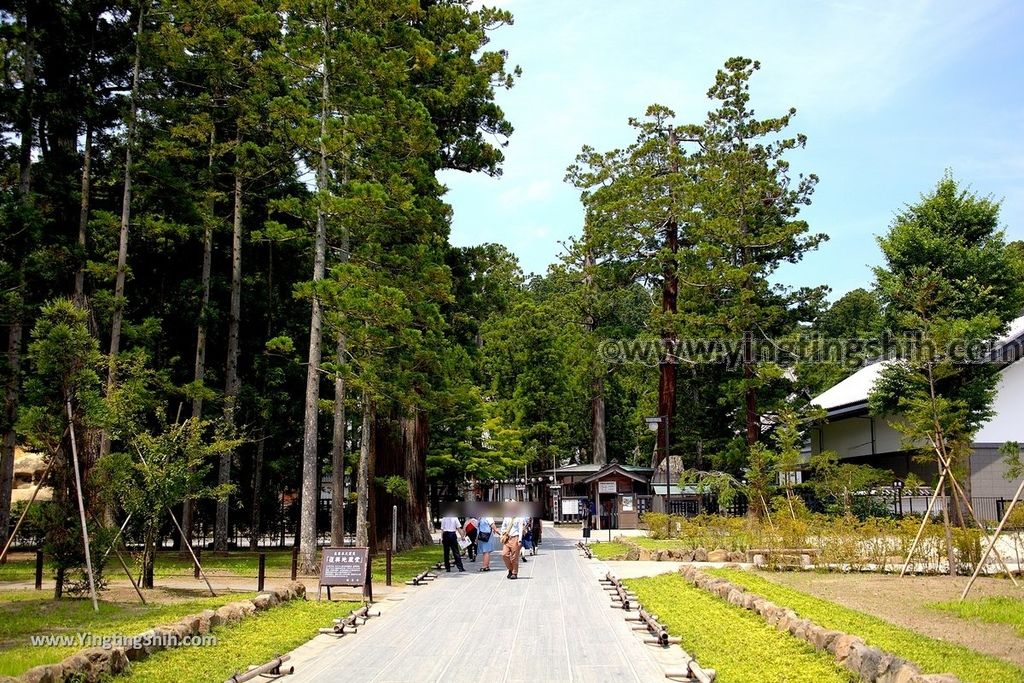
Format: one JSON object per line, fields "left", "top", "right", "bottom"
{"left": 438, "top": 0, "right": 1024, "bottom": 299}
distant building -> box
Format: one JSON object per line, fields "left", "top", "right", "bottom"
{"left": 809, "top": 315, "right": 1024, "bottom": 520}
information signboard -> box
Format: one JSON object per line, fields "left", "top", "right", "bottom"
{"left": 598, "top": 481, "right": 617, "bottom": 494}
{"left": 318, "top": 547, "right": 372, "bottom": 601}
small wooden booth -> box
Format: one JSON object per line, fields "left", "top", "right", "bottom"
{"left": 541, "top": 462, "right": 654, "bottom": 530}
{"left": 581, "top": 463, "right": 654, "bottom": 530}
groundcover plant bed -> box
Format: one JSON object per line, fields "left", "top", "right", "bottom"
{"left": 707, "top": 568, "right": 1024, "bottom": 683}
{"left": 121, "top": 599, "right": 361, "bottom": 683}
{"left": 625, "top": 574, "right": 854, "bottom": 682}
{"left": 0, "top": 590, "right": 253, "bottom": 677}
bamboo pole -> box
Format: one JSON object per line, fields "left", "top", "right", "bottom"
{"left": 67, "top": 400, "right": 98, "bottom": 611}
{"left": 0, "top": 459, "right": 53, "bottom": 563}
{"left": 961, "top": 476, "right": 1024, "bottom": 601}
{"left": 100, "top": 513, "right": 133, "bottom": 564}
{"left": 941, "top": 462, "right": 1018, "bottom": 586}
{"left": 900, "top": 470, "right": 947, "bottom": 577}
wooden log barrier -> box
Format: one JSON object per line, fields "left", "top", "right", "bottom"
{"left": 615, "top": 576, "right": 716, "bottom": 682}
{"left": 407, "top": 567, "right": 438, "bottom": 586}
{"left": 225, "top": 655, "right": 292, "bottom": 683}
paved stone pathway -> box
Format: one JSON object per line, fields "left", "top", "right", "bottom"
{"left": 287, "top": 527, "right": 669, "bottom": 682}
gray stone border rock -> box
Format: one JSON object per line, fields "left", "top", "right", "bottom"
{"left": 677, "top": 566, "right": 959, "bottom": 683}
{"left": 13, "top": 582, "right": 307, "bottom": 683}
{"left": 613, "top": 536, "right": 746, "bottom": 563}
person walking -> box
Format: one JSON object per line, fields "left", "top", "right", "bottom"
{"left": 476, "top": 515, "right": 496, "bottom": 571}
{"left": 499, "top": 514, "right": 524, "bottom": 579}
{"left": 520, "top": 518, "right": 532, "bottom": 562}
{"left": 531, "top": 516, "right": 542, "bottom": 555}
{"left": 440, "top": 513, "right": 465, "bottom": 572}
{"left": 465, "top": 516, "right": 478, "bottom": 562}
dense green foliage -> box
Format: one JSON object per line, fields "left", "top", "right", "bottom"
{"left": 0, "top": 0, "right": 523, "bottom": 567}
{"left": 708, "top": 568, "right": 1024, "bottom": 682}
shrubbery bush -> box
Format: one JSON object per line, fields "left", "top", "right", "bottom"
{"left": 638, "top": 510, "right": 986, "bottom": 573}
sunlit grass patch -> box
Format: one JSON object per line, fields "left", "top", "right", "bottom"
{"left": 929, "top": 596, "right": 1024, "bottom": 637}
{"left": 588, "top": 541, "right": 630, "bottom": 560}
{"left": 122, "top": 598, "right": 360, "bottom": 682}
{"left": 0, "top": 590, "right": 252, "bottom": 677}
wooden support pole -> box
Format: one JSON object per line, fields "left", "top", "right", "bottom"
{"left": 67, "top": 400, "right": 98, "bottom": 612}
{"left": 0, "top": 458, "right": 54, "bottom": 563}
{"left": 34, "top": 549, "right": 43, "bottom": 590}
{"left": 961, "top": 476, "right": 1024, "bottom": 601}
{"left": 291, "top": 546, "right": 298, "bottom": 581}
{"left": 258, "top": 552, "right": 266, "bottom": 592}
{"left": 939, "top": 454, "right": 1018, "bottom": 585}
{"left": 111, "top": 542, "right": 147, "bottom": 605}
{"left": 900, "top": 469, "right": 947, "bottom": 577}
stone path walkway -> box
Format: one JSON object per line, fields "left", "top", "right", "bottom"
{"left": 287, "top": 527, "right": 671, "bottom": 682}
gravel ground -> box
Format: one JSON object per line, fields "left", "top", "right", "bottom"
{"left": 757, "top": 571, "right": 1024, "bottom": 667}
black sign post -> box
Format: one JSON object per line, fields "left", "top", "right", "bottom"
{"left": 318, "top": 547, "right": 372, "bottom": 602}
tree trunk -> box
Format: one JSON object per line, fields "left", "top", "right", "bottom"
{"left": 743, "top": 328, "right": 759, "bottom": 447}
{"left": 591, "top": 383, "right": 606, "bottom": 466}
{"left": 99, "top": 4, "right": 144, "bottom": 470}
{"left": 354, "top": 400, "right": 374, "bottom": 548}
{"left": 216, "top": 147, "right": 243, "bottom": 551}
{"left": 583, "top": 249, "right": 607, "bottom": 466}
{"left": 403, "top": 411, "right": 433, "bottom": 547}
{"left": 1, "top": 30, "right": 35, "bottom": 550}
{"left": 942, "top": 479, "right": 957, "bottom": 576}
{"left": 0, "top": 325, "right": 21, "bottom": 550}
{"left": 181, "top": 131, "right": 216, "bottom": 551}
{"left": 656, "top": 216, "right": 678, "bottom": 468}
{"left": 330, "top": 332, "right": 346, "bottom": 546}
{"left": 956, "top": 455, "right": 973, "bottom": 528}
{"left": 74, "top": 123, "right": 92, "bottom": 303}
{"left": 656, "top": 129, "right": 680, "bottom": 469}
{"left": 297, "top": 58, "right": 331, "bottom": 572}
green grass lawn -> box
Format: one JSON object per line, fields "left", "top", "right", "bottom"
{"left": 625, "top": 574, "right": 854, "bottom": 683}
{"left": 0, "top": 556, "right": 39, "bottom": 582}
{"left": 0, "top": 590, "right": 252, "bottom": 677}
{"left": 151, "top": 550, "right": 294, "bottom": 579}
{"left": 588, "top": 541, "right": 630, "bottom": 560}
{"left": 153, "top": 544, "right": 442, "bottom": 585}
{"left": 929, "top": 596, "right": 1024, "bottom": 637}
{"left": 706, "top": 568, "right": 1024, "bottom": 683}
{"left": 122, "top": 598, "right": 360, "bottom": 683}
{"left": 370, "top": 543, "right": 443, "bottom": 584}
